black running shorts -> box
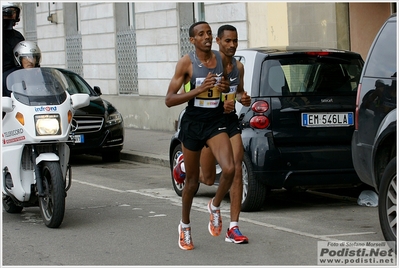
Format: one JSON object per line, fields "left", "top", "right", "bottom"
{"left": 225, "top": 112, "right": 241, "bottom": 138}
{"left": 178, "top": 114, "right": 228, "bottom": 151}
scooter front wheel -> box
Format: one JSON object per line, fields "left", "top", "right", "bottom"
{"left": 39, "top": 161, "right": 66, "bottom": 228}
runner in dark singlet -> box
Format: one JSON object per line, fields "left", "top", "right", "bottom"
{"left": 199, "top": 24, "right": 252, "bottom": 244}
{"left": 178, "top": 49, "right": 227, "bottom": 150}
{"left": 165, "top": 21, "right": 235, "bottom": 250}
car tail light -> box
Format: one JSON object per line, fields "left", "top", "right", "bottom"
{"left": 250, "top": 101, "right": 270, "bottom": 129}
{"left": 251, "top": 100, "right": 269, "bottom": 113}
{"left": 250, "top": 116, "right": 270, "bottom": 129}
{"left": 306, "top": 52, "right": 331, "bottom": 56}
{"left": 354, "top": 83, "right": 362, "bottom": 130}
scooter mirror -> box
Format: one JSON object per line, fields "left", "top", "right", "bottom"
{"left": 71, "top": 93, "right": 90, "bottom": 110}
{"left": 2, "top": 97, "right": 13, "bottom": 113}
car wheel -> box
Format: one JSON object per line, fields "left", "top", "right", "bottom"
{"left": 171, "top": 143, "right": 199, "bottom": 196}
{"left": 3, "top": 195, "right": 23, "bottom": 213}
{"left": 240, "top": 153, "right": 267, "bottom": 212}
{"left": 102, "top": 151, "right": 121, "bottom": 162}
{"left": 378, "top": 157, "right": 397, "bottom": 247}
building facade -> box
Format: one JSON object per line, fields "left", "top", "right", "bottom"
{"left": 15, "top": 2, "right": 396, "bottom": 131}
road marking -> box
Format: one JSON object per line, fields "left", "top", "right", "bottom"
{"left": 74, "top": 182, "right": 378, "bottom": 242}
{"left": 75, "top": 179, "right": 126, "bottom": 193}
{"left": 87, "top": 205, "right": 107, "bottom": 209}
{"left": 127, "top": 188, "right": 378, "bottom": 242}
{"left": 149, "top": 214, "right": 167, "bottom": 217}
{"left": 239, "top": 218, "right": 376, "bottom": 242}
{"left": 324, "top": 232, "right": 377, "bottom": 237}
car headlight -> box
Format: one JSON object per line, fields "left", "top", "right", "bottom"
{"left": 106, "top": 112, "right": 122, "bottom": 127}
{"left": 35, "top": 114, "right": 61, "bottom": 136}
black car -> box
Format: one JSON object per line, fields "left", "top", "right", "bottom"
{"left": 351, "top": 14, "right": 396, "bottom": 245}
{"left": 169, "top": 47, "right": 364, "bottom": 211}
{"left": 58, "top": 68, "right": 124, "bottom": 162}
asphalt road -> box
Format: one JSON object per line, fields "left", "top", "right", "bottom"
{"left": 2, "top": 155, "right": 391, "bottom": 266}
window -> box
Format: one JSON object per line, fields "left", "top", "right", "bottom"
{"left": 260, "top": 56, "right": 363, "bottom": 96}
{"left": 116, "top": 2, "right": 138, "bottom": 94}
{"left": 128, "top": 3, "right": 135, "bottom": 28}
{"left": 194, "top": 3, "right": 205, "bottom": 21}
{"left": 64, "top": 72, "right": 92, "bottom": 95}
{"left": 364, "top": 21, "right": 397, "bottom": 78}
{"left": 23, "top": 2, "right": 37, "bottom": 41}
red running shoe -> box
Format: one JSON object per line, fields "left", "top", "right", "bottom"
{"left": 225, "top": 226, "right": 249, "bottom": 244}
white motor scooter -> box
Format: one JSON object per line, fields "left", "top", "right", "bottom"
{"left": 2, "top": 67, "right": 90, "bottom": 228}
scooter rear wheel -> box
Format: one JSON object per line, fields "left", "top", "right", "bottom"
{"left": 39, "top": 161, "right": 66, "bottom": 228}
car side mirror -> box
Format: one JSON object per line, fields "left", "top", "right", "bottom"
{"left": 2, "top": 97, "right": 13, "bottom": 113}
{"left": 94, "top": 86, "right": 102, "bottom": 96}
{"left": 71, "top": 93, "right": 90, "bottom": 110}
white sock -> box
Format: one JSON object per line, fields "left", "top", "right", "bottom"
{"left": 180, "top": 220, "right": 190, "bottom": 228}
{"left": 210, "top": 198, "right": 220, "bottom": 210}
{"left": 230, "top": 222, "right": 238, "bottom": 229}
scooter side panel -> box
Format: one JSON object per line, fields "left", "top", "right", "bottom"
{"left": 2, "top": 145, "right": 34, "bottom": 201}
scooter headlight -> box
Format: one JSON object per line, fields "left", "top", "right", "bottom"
{"left": 35, "top": 114, "right": 61, "bottom": 136}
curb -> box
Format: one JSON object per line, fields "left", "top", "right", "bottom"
{"left": 120, "top": 150, "right": 169, "bottom": 168}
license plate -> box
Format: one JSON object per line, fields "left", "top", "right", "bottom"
{"left": 302, "top": 112, "right": 353, "bottom": 127}
{"left": 71, "top": 134, "right": 84, "bottom": 143}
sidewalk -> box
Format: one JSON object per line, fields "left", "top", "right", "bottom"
{"left": 120, "top": 128, "right": 175, "bottom": 168}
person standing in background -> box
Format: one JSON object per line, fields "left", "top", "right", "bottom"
{"left": 3, "top": 2, "right": 25, "bottom": 73}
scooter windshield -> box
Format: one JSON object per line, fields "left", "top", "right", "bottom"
{"left": 6, "top": 67, "right": 68, "bottom": 106}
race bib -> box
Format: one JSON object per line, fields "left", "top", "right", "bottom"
{"left": 222, "top": 85, "right": 237, "bottom": 102}
{"left": 193, "top": 77, "right": 221, "bottom": 108}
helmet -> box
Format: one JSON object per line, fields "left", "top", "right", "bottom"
{"left": 2, "top": 2, "right": 21, "bottom": 22}
{"left": 13, "top": 41, "right": 42, "bottom": 67}
{"left": 375, "top": 79, "right": 385, "bottom": 88}
{"left": 3, "top": 2, "right": 21, "bottom": 30}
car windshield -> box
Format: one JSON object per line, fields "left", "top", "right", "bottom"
{"left": 260, "top": 55, "right": 364, "bottom": 96}
{"left": 59, "top": 71, "right": 93, "bottom": 96}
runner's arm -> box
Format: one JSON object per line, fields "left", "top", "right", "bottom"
{"left": 236, "top": 61, "right": 251, "bottom": 107}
